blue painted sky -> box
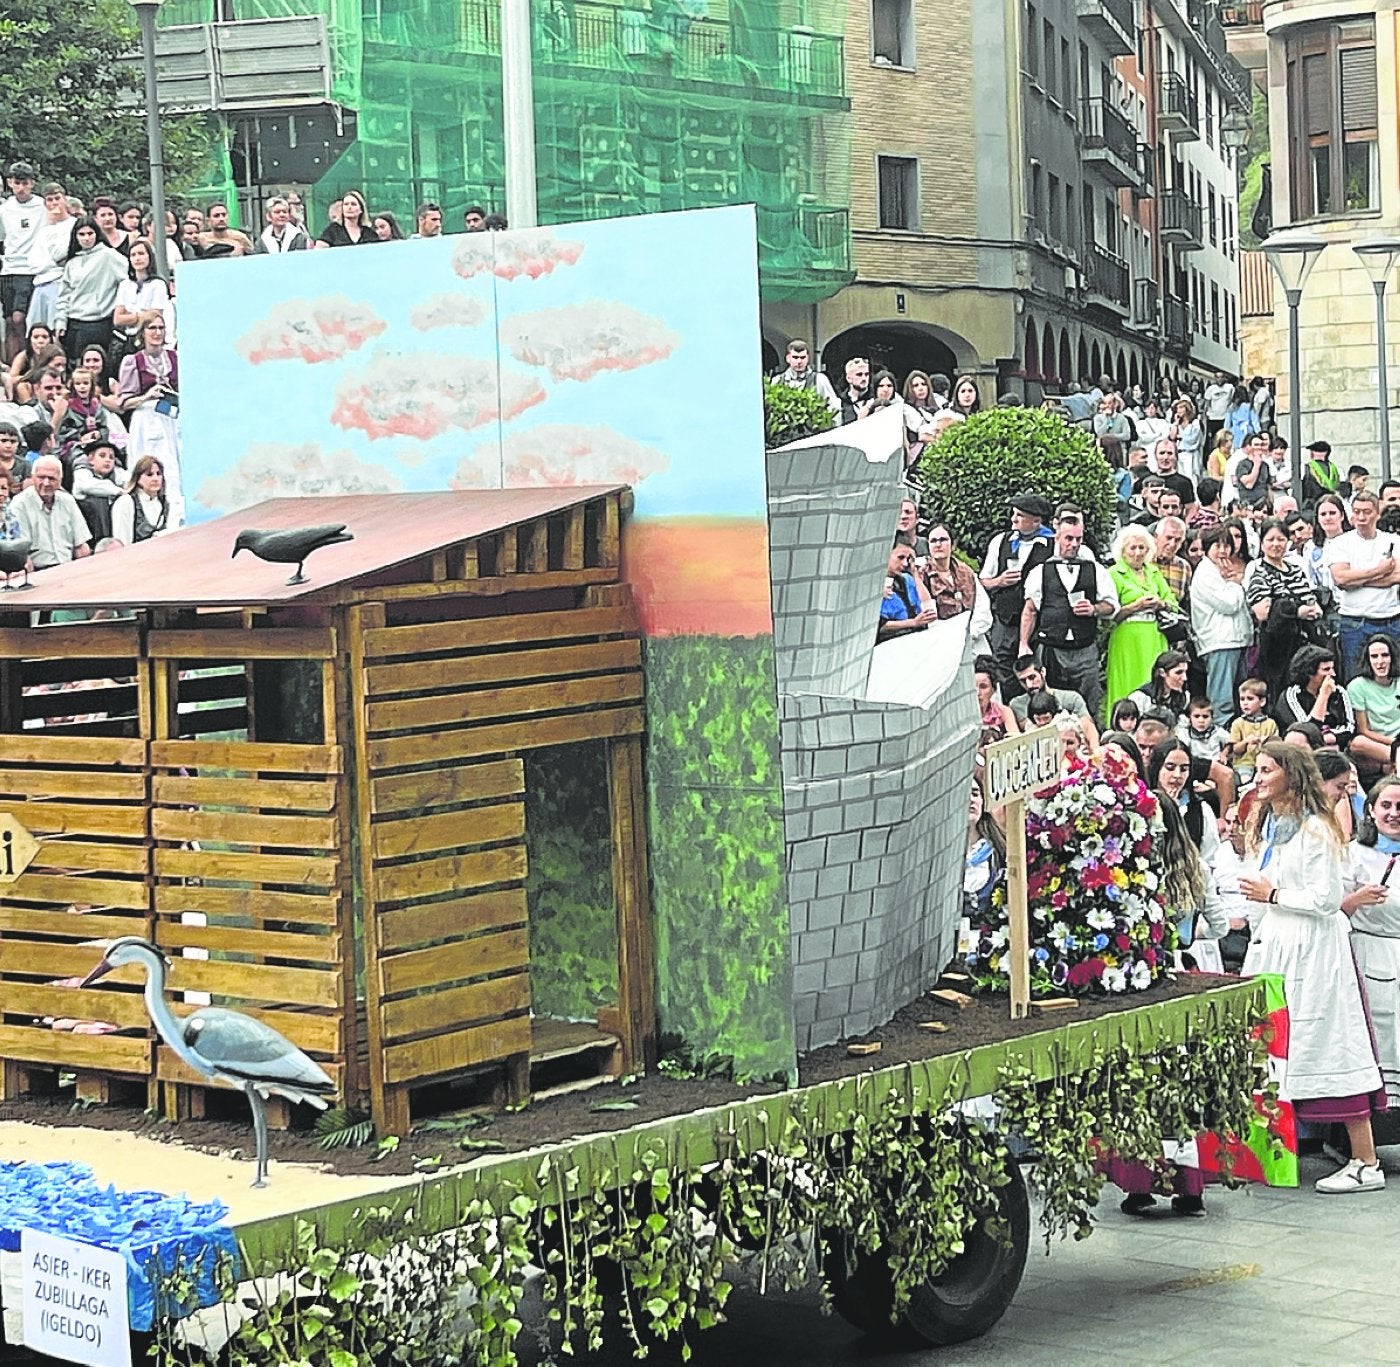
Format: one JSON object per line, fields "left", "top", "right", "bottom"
{"left": 177, "top": 205, "right": 766, "bottom": 521}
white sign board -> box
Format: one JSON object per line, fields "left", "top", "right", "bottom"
{"left": 21, "top": 1229, "right": 131, "bottom": 1367}
{"left": 983, "top": 725, "right": 1060, "bottom": 808}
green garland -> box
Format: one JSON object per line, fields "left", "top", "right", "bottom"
{"left": 146, "top": 1019, "right": 1270, "bottom": 1366}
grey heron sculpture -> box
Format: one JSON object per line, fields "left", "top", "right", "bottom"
{"left": 81, "top": 937, "right": 336, "bottom": 1186}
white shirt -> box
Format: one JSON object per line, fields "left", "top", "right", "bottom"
{"left": 1022, "top": 558, "right": 1119, "bottom": 611}
{"left": 1203, "top": 382, "right": 1234, "bottom": 421}
{"left": 1323, "top": 528, "right": 1400, "bottom": 619}
{"left": 31, "top": 218, "right": 73, "bottom": 286}
{"left": 115, "top": 275, "right": 175, "bottom": 344}
{"left": 0, "top": 194, "right": 44, "bottom": 275}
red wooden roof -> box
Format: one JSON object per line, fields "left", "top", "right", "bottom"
{"left": 9, "top": 488, "right": 623, "bottom": 609}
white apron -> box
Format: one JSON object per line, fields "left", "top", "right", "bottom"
{"left": 1346, "top": 842, "right": 1400, "bottom": 1106}
{"left": 1242, "top": 816, "right": 1381, "bottom": 1101}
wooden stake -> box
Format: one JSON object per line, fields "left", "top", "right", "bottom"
{"left": 1005, "top": 794, "right": 1030, "bottom": 1021}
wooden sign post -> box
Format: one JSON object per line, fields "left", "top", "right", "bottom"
{"left": 983, "top": 726, "right": 1060, "bottom": 1020}
{"left": 0, "top": 813, "right": 38, "bottom": 886}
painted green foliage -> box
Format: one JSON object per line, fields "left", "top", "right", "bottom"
{"left": 643, "top": 633, "right": 795, "bottom": 1082}
{"left": 523, "top": 744, "right": 620, "bottom": 1022}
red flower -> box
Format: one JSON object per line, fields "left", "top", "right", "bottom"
{"left": 1114, "top": 933, "right": 1131, "bottom": 952}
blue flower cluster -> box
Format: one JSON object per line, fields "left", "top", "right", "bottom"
{"left": 0, "top": 1161, "right": 239, "bottom": 1331}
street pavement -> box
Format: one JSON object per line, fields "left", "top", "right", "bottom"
{"left": 543, "top": 1146, "right": 1400, "bottom": 1365}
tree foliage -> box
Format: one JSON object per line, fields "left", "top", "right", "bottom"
{"left": 0, "top": 0, "right": 214, "bottom": 203}
{"left": 915, "top": 408, "right": 1116, "bottom": 557}
{"left": 764, "top": 379, "right": 835, "bottom": 449}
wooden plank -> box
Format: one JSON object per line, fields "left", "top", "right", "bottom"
{"left": 30, "top": 840, "right": 148, "bottom": 875}
{"left": 350, "top": 566, "right": 615, "bottom": 604}
{"left": 0, "top": 801, "right": 145, "bottom": 840}
{"left": 152, "top": 808, "right": 339, "bottom": 851}
{"left": 601, "top": 495, "right": 620, "bottom": 567}
{"left": 370, "top": 758, "right": 524, "bottom": 817}
{"left": 377, "top": 888, "right": 527, "bottom": 953}
{"left": 0, "top": 944, "right": 144, "bottom": 981}
{"left": 361, "top": 606, "right": 635, "bottom": 660}
{"left": 378, "top": 927, "right": 529, "bottom": 998}
{"left": 0, "top": 907, "right": 146, "bottom": 940}
{"left": 153, "top": 884, "right": 339, "bottom": 925}
{"left": 149, "top": 739, "right": 341, "bottom": 774}
{"left": 0, "top": 735, "right": 145, "bottom": 766}
{"left": 0, "top": 1025, "right": 150, "bottom": 1074}
{"left": 149, "top": 628, "right": 337, "bottom": 660}
{"left": 524, "top": 520, "right": 549, "bottom": 574}
{"left": 382, "top": 1015, "right": 531, "bottom": 1086}
{"left": 367, "top": 672, "right": 643, "bottom": 737}
{"left": 152, "top": 657, "right": 176, "bottom": 741}
{"left": 154, "top": 921, "right": 342, "bottom": 964}
{"left": 157, "top": 1048, "right": 344, "bottom": 1090}
{"left": 564, "top": 505, "right": 586, "bottom": 571}
{"left": 154, "top": 847, "right": 339, "bottom": 888}
{"left": 370, "top": 706, "right": 645, "bottom": 770}
{"left": 0, "top": 767, "right": 145, "bottom": 801}
{"left": 610, "top": 735, "right": 657, "bottom": 1073}
{"left": 165, "top": 958, "right": 341, "bottom": 1008}
{"left": 0, "top": 983, "right": 150, "bottom": 1029}
{"left": 380, "top": 972, "right": 530, "bottom": 1042}
{"left": 373, "top": 846, "right": 526, "bottom": 906}
{"left": 0, "top": 623, "right": 141, "bottom": 659}
{"left": 152, "top": 774, "right": 338, "bottom": 812}
{"left": 364, "top": 640, "right": 641, "bottom": 699}
{"left": 1, "top": 872, "right": 148, "bottom": 909}
{"left": 499, "top": 527, "right": 518, "bottom": 575}
{"left": 371, "top": 803, "right": 523, "bottom": 861}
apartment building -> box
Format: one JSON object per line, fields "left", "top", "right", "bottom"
{"left": 783, "top": 0, "right": 1249, "bottom": 400}
{"left": 1226, "top": 0, "right": 1395, "bottom": 469}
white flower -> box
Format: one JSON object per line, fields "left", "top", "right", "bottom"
{"left": 991, "top": 927, "right": 1009, "bottom": 949}
{"left": 1131, "top": 960, "right": 1152, "bottom": 990}
{"left": 1093, "top": 784, "right": 1116, "bottom": 805}
{"left": 1087, "top": 908, "right": 1115, "bottom": 930}
{"left": 1102, "top": 965, "right": 1128, "bottom": 993}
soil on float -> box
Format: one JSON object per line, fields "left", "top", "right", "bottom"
{"left": 0, "top": 974, "right": 1230, "bottom": 1179}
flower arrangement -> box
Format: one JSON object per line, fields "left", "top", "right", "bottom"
{"left": 968, "top": 748, "right": 1175, "bottom": 996}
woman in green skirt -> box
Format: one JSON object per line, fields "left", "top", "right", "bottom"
{"left": 1107, "top": 524, "right": 1177, "bottom": 714}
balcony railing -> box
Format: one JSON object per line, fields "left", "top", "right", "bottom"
{"left": 1081, "top": 97, "right": 1139, "bottom": 175}
{"left": 1163, "top": 296, "right": 1191, "bottom": 349}
{"left": 1159, "top": 72, "right": 1200, "bottom": 139}
{"left": 1133, "top": 278, "right": 1159, "bottom": 327}
{"left": 363, "top": 0, "right": 847, "bottom": 100}
{"left": 756, "top": 204, "right": 852, "bottom": 288}
{"left": 1085, "top": 244, "right": 1130, "bottom": 309}
{"left": 1159, "top": 189, "right": 1204, "bottom": 249}
{"left": 1075, "top": 0, "right": 1133, "bottom": 56}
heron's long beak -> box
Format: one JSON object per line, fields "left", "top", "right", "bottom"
{"left": 79, "top": 958, "right": 114, "bottom": 989}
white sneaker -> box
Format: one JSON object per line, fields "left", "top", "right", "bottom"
{"left": 1315, "top": 1159, "right": 1386, "bottom": 1195}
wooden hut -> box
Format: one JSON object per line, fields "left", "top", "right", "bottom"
{"left": 0, "top": 488, "right": 655, "bottom": 1135}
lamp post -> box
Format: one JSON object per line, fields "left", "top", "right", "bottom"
{"left": 129, "top": 0, "right": 169, "bottom": 283}
{"left": 500, "top": 0, "right": 538, "bottom": 227}
{"left": 1352, "top": 237, "right": 1400, "bottom": 483}
{"left": 1262, "top": 231, "right": 1327, "bottom": 502}
{"left": 1221, "top": 107, "right": 1251, "bottom": 187}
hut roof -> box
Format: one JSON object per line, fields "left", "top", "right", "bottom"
{"left": 10, "top": 488, "right": 623, "bottom": 609}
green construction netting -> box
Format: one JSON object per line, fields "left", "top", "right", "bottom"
{"left": 168, "top": 0, "right": 852, "bottom": 301}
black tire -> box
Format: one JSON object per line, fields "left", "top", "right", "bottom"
{"left": 825, "top": 1159, "right": 1031, "bottom": 1348}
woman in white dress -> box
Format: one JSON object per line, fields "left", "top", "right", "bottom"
{"left": 115, "top": 315, "right": 182, "bottom": 526}
{"left": 1238, "top": 743, "right": 1386, "bottom": 1195}
{"left": 1343, "top": 776, "right": 1400, "bottom": 1111}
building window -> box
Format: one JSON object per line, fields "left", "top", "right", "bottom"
{"left": 1211, "top": 283, "right": 1221, "bottom": 343}
{"left": 1286, "top": 18, "right": 1378, "bottom": 218}
{"left": 1061, "top": 38, "right": 1073, "bottom": 106}
{"left": 1049, "top": 173, "right": 1062, "bottom": 241}
{"left": 1065, "top": 183, "right": 1076, "bottom": 254}
{"left": 1044, "top": 21, "right": 1058, "bottom": 101}
{"left": 1208, "top": 187, "right": 1217, "bottom": 247}
{"left": 1205, "top": 87, "right": 1215, "bottom": 148}
{"left": 1026, "top": 3, "right": 1039, "bottom": 79}
{"left": 1031, "top": 163, "right": 1045, "bottom": 233}
{"left": 878, "top": 156, "right": 919, "bottom": 229}
{"left": 871, "top": 0, "right": 914, "bottom": 68}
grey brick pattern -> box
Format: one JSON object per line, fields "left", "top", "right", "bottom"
{"left": 767, "top": 423, "right": 981, "bottom": 1052}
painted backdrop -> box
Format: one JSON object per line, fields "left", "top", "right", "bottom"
{"left": 178, "top": 205, "right": 796, "bottom": 1079}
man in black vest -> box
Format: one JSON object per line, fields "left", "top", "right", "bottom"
{"left": 1018, "top": 507, "right": 1117, "bottom": 719}
{"left": 978, "top": 493, "right": 1054, "bottom": 689}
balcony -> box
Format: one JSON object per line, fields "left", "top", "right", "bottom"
{"left": 1084, "top": 244, "right": 1130, "bottom": 312}
{"left": 362, "top": 0, "right": 847, "bottom": 104}
{"left": 1133, "top": 278, "right": 1159, "bottom": 328}
{"left": 1159, "top": 72, "right": 1200, "bottom": 141}
{"left": 1133, "top": 142, "right": 1156, "bottom": 199}
{"left": 1163, "top": 296, "right": 1191, "bottom": 351}
{"left": 1220, "top": 1, "right": 1263, "bottom": 23}
{"left": 1081, "top": 97, "right": 1141, "bottom": 188}
{"left": 1075, "top": 0, "right": 1134, "bottom": 57}
{"left": 1159, "top": 190, "right": 1204, "bottom": 250}
{"left": 757, "top": 205, "right": 853, "bottom": 301}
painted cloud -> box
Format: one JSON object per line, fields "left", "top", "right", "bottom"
{"left": 331, "top": 353, "right": 546, "bottom": 441}
{"left": 501, "top": 302, "right": 678, "bottom": 382}
{"left": 451, "top": 228, "right": 585, "bottom": 282}
{"left": 452, "top": 424, "right": 668, "bottom": 489}
{"left": 196, "top": 441, "right": 403, "bottom": 513}
{"left": 409, "top": 293, "right": 488, "bottom": 332}
{"left": 235, "top": 296, "right": 386, "bottom": 364}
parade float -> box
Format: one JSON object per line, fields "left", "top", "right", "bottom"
{"left": 0, "top": 208, "right": 1271, "bottom": 1363}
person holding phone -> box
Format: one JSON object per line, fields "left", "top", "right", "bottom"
{"left": 116, "top": 314, "right": 182, "bottom": 526}
{"left": 1343, "top": 776, "right": 1400, "bottom": 1110}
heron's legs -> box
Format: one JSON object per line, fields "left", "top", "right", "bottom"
{"left": 245, "top": 1082, "right": 270, "bottom": 1188}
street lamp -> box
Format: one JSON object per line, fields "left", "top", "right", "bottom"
{"left": 1221, "top": 107, "right": 1251, "bottom": 158}
{"left": 128, "top": 0, "right": 169, "bottom": 283}
{"left": 1262, "top": 231, "right": 1327, "bottom": 501}
{"left": 1352, "top": 237, "right": 1400, "bottom": 482}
